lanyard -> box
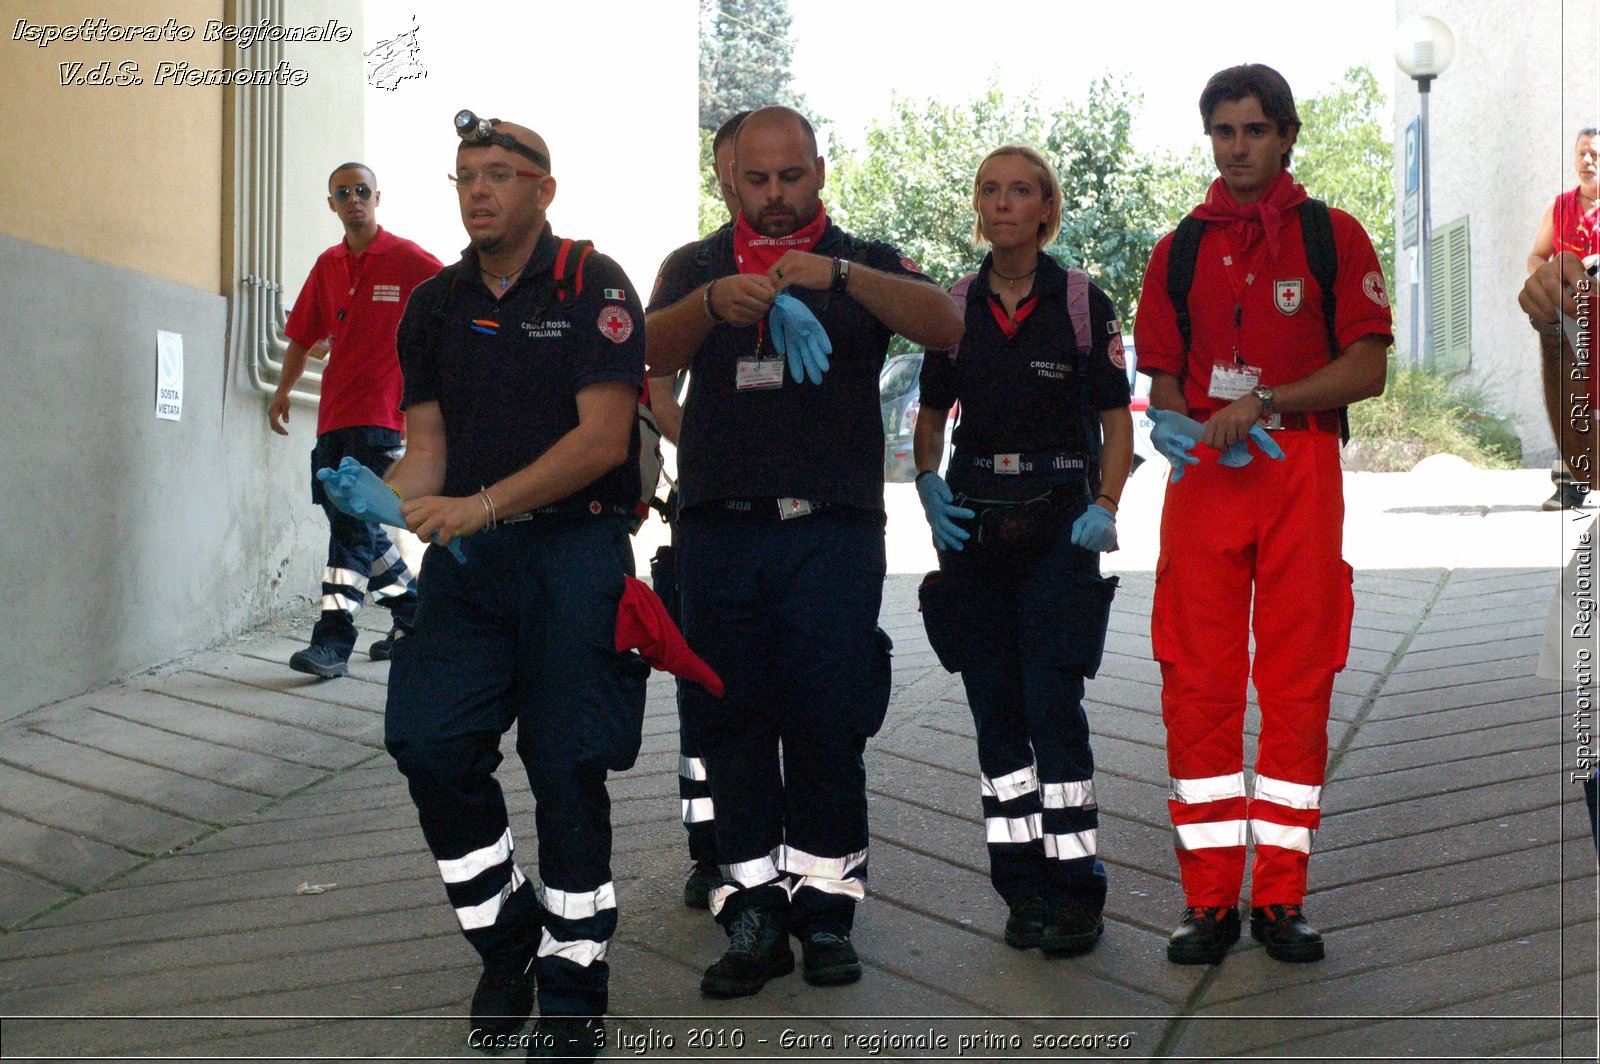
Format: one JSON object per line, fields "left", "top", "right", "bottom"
{"left": 1219, "top": 230, "right": 1270, "bottom": 363}
{"left": 337, "top": 251, "right": 372, "bottom": 325}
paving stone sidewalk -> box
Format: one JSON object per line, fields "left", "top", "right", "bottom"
{"left": 0, "top": 563, "right": 1595, "bottom": 1062}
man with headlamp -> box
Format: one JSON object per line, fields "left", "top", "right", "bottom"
{"left": 381, "top": 112, "right": 648, "bottom": 1059}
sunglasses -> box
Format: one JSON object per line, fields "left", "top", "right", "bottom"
{"left": 332, "top": 185, "right": 373, "bottom": 203}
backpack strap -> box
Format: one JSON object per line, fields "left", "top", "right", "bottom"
{"left": 1064, "top": 268, "right": 1093, "bottom": 358}
{"left": 1298, "top": 200, "right": 1338, "bottom": 359}
{"left": 1297, "top": 198, "right": 1349, "bottom": 443}
{"left": 1166, "top": 215, "right": 1207, "bottom": 355}
{"left": 1065, "top": 267, "right": 1102, "bottom": 491}
{"left": 552, "top": 238, "right": 594, "bottom": 303}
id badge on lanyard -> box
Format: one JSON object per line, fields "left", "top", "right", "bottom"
{"left": 735, "top": 324, "right": 783, "bottom": 391}
{"left": 1206, "top": 239, "right": 1277, "bottom": 427}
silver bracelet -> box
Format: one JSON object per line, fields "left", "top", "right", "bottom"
{"left": 1529, "top": 316, "right": 1565, "bottom": 338}
{"left": 477, "top": 488, "right": 498, "bottom": 530}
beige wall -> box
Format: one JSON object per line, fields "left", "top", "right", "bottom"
{"left": 1393, "top": 0, "right": 1599, "bottom": 464}
{"left": 0, "top": 0, "right": 226, "bottom": 292}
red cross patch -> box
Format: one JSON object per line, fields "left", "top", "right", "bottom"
{"left": 1274, "top": 278, "right": 1304, "bottom": 316}
{"left": 597, "top": 305, "right": 634, "bottom": 343}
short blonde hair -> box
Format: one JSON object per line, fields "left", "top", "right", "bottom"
{"left": 971, "top": 145, "right": 1063, "bottom": 250}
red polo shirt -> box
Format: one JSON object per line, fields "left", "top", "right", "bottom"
{"left": 1135, "top": 179, "right": 1394, "bottom": 415}
{"left": 285, "top": 227, "right": 442, "bottom": 435}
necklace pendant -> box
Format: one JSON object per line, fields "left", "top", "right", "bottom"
{"left": 497, "top": 276, "right": 510, "bottom": 290}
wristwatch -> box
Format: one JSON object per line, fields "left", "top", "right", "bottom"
{"left": 1251, "top": 385, "right": 1276, "bottom": 417}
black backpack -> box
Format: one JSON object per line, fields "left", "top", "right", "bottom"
{"left": 1164, "top": 198, "right": 1348, "bottom": 441}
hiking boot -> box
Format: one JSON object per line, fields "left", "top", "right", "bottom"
{"left": 1040, "top": 902, "right": 1104, "bottom": 957}
{"left": 289, "top": 644, "right": 348, "bottom": 679}
{"left": 1250, "top": 904, "right": 1325, "bottom": 962}
{"left": 700, "top": 906, "right": 793, "bottom": 998}
{"left": 1166, "top": 906, "right": 1241, "bottom": 965}
{"left": 469, "top": 962, "right": 534, "bottom": 1045}
{"left": 369, "top": 625, "right": 409, "bottom": 661}
{"left": 800, "top": 931, "right": 862, "bottom": 986}
{"left": 1003, "top": 896, "right": 1048, "bottom": 949}
{"left": 683, "top": 860, "right": 720, "bottom": 910}
{"left": 526, "top": 1015, "right": 604, "bottom": 1060}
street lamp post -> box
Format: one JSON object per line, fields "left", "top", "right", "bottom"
{"left": 1396, "top": 16, "right": 1456, "bottom": 371}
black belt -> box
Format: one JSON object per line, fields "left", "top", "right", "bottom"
{"left": 957, "top": 450, "right": 1088, "bottom": 476}
{"left": 710, "top": 497, "right": 831, "bottom": 520}
{"left": 502, "top": 500, "right": 633, "bottom": 524}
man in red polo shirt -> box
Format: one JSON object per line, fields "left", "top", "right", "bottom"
{"left": 269, "top": 162, "right": 443, "bottom": 678}
{"left": 1134, "top": 64, "right": 1392, "bottom": 966}
{"left": 1526, "top": 126, "right": 1598, "bottom": 510}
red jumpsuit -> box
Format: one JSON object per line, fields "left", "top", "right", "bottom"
{"left": 1134, "top": 173, "right": 1393, "bottom": 908}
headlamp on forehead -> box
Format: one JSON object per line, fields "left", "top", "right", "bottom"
{"left": 452, "top": 109, "right": 551, "bottom": 172}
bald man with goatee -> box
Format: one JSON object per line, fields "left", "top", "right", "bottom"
{"left": 647, "top": 105, "right": 964, "bottom": 999}
{"left": 382, "top": 113, "right": 647, "bottom": 1059}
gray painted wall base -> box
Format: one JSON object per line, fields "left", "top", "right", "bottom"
{"left": 0, "top": 234, "right": 327, "bottom": 719}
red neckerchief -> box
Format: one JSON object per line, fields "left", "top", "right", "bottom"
{"left": 732, "top": 208, "right": 829, "bottom": 274}
{"left": 987, "top": 294, "right": 1040, "bottom": 338}
{"left": 1190, "top": 171, "right": 1308, "bottom": 262}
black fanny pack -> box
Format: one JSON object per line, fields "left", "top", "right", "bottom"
{"left": 956, "top": 483, "right": 1082, "bottom": 561}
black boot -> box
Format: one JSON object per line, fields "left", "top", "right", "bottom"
{"left": 1166, "top": 906, "right": 1240, "bottom": 965}
{"left": 1040, "top": 902, "right": 1104, "bottom": 957}
{"left": 799, "top": 931, "right": 861, "bottom": 986}
{"left": 683, "top": 859, "right": 720, "bottom": 910}
{"left": 470, "top": 961, "right": 534, "bottom": 1045}
{"left": 1250, "top": 904, "right": 1325, "bottom": 962}
{"left": 1003, "top": 896, "right": 1048, "bottom": 949}
{"left": 700, "top": 905, "right": 794, "bottom": 998}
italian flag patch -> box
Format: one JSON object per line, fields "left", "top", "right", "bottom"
{"left": 604, "top": 288, "right": 626, "bottom": 301}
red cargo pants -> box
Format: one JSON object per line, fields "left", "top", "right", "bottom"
{"left": 1152, "top": 429, "right": 1354, "bottom": 907}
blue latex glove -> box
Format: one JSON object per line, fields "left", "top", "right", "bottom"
{"left": 317, "top": 457, "right": 466, "bottom": 564}
{"left": 1147, "top": 408, "right": 1204, "bottom": 483}
{"left": 767, "top": 292, "right": 833, "bottom": 384}
{"left": 915, "top": 472, "right": 975, "bottom": 552}
{"left": 1217, "top": 424, "right": 1287, "bottom": 468}
{"left": 1070, "top": 503, "right": 1118, "bottom": 552}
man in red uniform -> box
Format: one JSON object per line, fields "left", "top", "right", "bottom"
{"left": 1134, "top": 65, "right": 1392, "bottom": 965}
{"left": 1526, "top": 126, "right": 1598, "bottom": 510}
{"left": 269, "top": 162, "right": 442, "bottom": 678}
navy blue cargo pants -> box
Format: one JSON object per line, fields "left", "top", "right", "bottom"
{"left": 309, "top": 426, "right": 418, "bottom": 659}
{"left": 676, "top": 505, "right": 892, "bottom": 937}
{"left": 385, "top": 517, "right": 647, "bottom": 1018}
{"left": 919, "top": 499, "right": 1116, "bottom": 915}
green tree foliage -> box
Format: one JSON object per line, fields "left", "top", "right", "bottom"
{"left": 699, "top": 0, "right": 806, "bottom": 132}
{"left": 825, "top": 77, "right": 1195, "bottom": 325}
{"left": 1292, "top": 66, "right": 1396, "bottom": 283}
{"left": 696, "top": 128, "right": 728, "bottom": 237}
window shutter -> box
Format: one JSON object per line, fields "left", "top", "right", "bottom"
{"left": 1428, "top": 217, "right": 1471, "bottom": 373}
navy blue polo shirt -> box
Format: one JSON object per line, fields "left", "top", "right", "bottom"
{"left": 398, "top": 225, "right": 645, "bottom": 508}
{"left": 648, "top": 222, "right": 936, "bottom": 512}
{"left": 920, "top": 253, "right": 1129, "bottom": 474}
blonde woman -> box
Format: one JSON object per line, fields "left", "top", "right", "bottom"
{"left": 914, "top": 145, "right": 1133, "bottom": 956}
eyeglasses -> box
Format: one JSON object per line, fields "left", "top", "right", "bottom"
{"left": 447, "top": 167, "right": 543, "bottom": 191}
{"left": 332, "top": 185, "right": 373, "bottom": 203}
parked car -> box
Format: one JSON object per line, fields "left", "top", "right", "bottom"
{"left": 880, "top": 350, "right": 925, "bottom": 483}
{"left": 879, "top": 343, "right": 1156, "bottom": 481}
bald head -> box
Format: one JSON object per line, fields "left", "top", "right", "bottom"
{"left": 734, "top": 106, "right": 818, "bottom": 167}
{"left": 731, "top": 106, "right": 825, "bottom": 237}
{"left": 458, "top": 117, "right": 552, "bottom": 174}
